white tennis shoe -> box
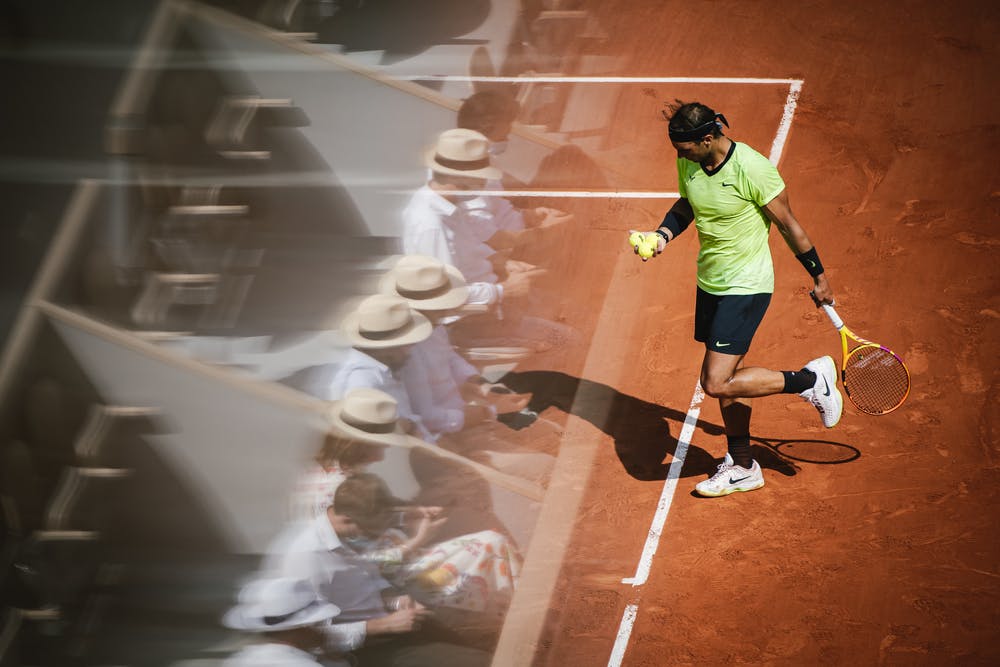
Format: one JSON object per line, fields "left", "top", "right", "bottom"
{"left": 800, "top": 355, "right": 843, "bottom": 428}
{"left": 694, "top": 458, "right": 764, "bottom": 497}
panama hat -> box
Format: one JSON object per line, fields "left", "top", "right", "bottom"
{"left": 425, "top": 128, "right": 502, "bottom": 181}
{"left": 326, "top": 387, "right": 415, "bottom": 447}
{"left": 379, "top": 255, "right": 469, "bottom": 312}
{"left": 222, "top": 577, "right": 340, "bottom": 632}
{"left": 340, "top": 294, "right": 432, "bottom": 349}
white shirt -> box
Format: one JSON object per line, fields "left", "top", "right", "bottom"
{"left": 399, "top": 325, "right": 479, "bottom": 440}
{"left": 402, "top": 185, "right": 502, "bottom": 306}
{"left": 288, "top": 464, "right": 347, "bottom": 521}
{"left": 315, "top": 348, "right": 429, "bottom": 440}
{"left": 461, "top": 181, "right": 526, "bottom": 243}
{"left": 265, "top": 515, "right": 393, "bottom": 652}
{"left": 222, "top": 642, "right": 348, "bottom": 667}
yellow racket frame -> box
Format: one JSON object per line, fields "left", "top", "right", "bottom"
{"left": 819, "top": 303, "right": 911, "bottom": 415}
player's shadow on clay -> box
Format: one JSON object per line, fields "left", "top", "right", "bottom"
{"left": 503, "top": 371, "right": 861, "bottom": 481}
{"left": 501, "top": 370, "right": 722, "bottom": 480}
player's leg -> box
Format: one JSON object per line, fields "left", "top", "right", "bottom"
{"left": 719, "top": 360, "right": 753, "bottom": 470}
{"left": 702, "top": 346, "right": 842, "bottom": 425}
{"left": 696, "top": 290, "right": 782, "bottom": 398}
{"left": 694, "top": 354, "right": 765, "bottom": 497}
{"left": 694, "top": 290, "right": 843, "bottom": 426}
{"left": 701, "top": 350, "right": 784, "bottom": 398}
{"left": 693, "top": 297, "right": 767, "bottom": 496}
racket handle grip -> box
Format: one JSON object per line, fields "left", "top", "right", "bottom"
{"left": 820, "top": 303, "right": 844, "bottom": 330}
{"left": 810, "top": 290, "right": 844, "bottom": 329}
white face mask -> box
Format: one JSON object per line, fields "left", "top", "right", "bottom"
{"left": 488, "top": 141, "right": 509, "bottom": 156}
{"left": 344, "top": 534, "right": 373, "bottom": 551}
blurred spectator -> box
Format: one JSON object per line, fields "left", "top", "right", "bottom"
{"left": 264, "top": 476, "right": 492, "bottom": 666}
{"left": 288, "top": 385, "right": 514, "bottom": 554}
{"left": 402, "top": 129, "right": 582, "bottom": 354}
{"left": 301, "top": 295, "right": 432, "bottom": 439}
{"left": 221, "top": 576, "right": 349, "bottom": 666}
{"left": 457, "top": 90, "right": 521, "bottom": 159}
{"left": 380, "top": 255, "right": 532, "bottom": 442}
{"left": 335, "top": 473, "right": 522, "bottom": 618}
{"left": 454, "top": 93, "right": 574, "bottom": 252}
{"left": 290, "top": 388, "right": 404, "bottom": 520}
{"left": 402, "top": 128, "right": 539, "bottom": 310}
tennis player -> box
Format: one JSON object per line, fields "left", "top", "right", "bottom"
{"left": 635, "top": 101, "right": 842, "bottom": 497}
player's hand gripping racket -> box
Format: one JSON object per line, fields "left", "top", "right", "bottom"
{"left": 811, "top": 293, "right": 911, "bottom": 415}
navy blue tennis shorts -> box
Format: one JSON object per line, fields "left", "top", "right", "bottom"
{"left": 694, "top": 288, "right": 772, "bottom": 356}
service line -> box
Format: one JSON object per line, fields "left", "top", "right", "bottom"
{"left": 432, "top": 190, "right": 680, "bottom": 199}
{"left": 403, "top": 75, "right": 805, "bottom": 85}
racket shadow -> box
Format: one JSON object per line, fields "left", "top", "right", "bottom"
{"left": 500, "top": 370, "right": 723, "bottom": 481}
{"left": 752, "top": 436, "right": 862, "bottom": 467}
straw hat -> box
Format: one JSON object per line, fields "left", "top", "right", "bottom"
{"left": 425, "top": 128, "right": 502, "bottom": 180}
{"left": 325, "top": 387, "right": 410, "bottom": 447}
{"left": 340, "top": 294, "right": 432, "bottom": 349}
{"left": 222, "top": 577, "right": 340, "bottom": 632}
{"left": 380, "top": 255, "right": 469, "bottom": 312}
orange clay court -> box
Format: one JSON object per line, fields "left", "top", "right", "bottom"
{"left": 490, "top": 1, "right": 999, "bottom": 665}
{"left": 1, "top": 2, "right": 995, "bottom": 666}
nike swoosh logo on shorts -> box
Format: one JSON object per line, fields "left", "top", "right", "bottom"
{"left": 715, "top": 341, "right": 731, "bottom": 348}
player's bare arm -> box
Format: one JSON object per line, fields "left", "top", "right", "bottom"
{"left": 762, "top": 190, "right": 834, "bottom": 305}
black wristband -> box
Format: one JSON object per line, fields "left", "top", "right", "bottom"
{"left": 654, "top": 229, "right": 670, "bottom": 244}
{"left": 795, "top": 247, "right": 824, "bottom": 277}
{"left": 658, "top": 210, "right": 690, "bottom": 240}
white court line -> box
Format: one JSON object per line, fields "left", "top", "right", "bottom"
{"left": 621, "top": 382, "right": 705, "bottom": 587}
{"left": 768, "top": 80, "right": 803, "bottom": 166}
{"left": 608, "top": 604, "right": 639, "bottom": 667}
{"left": 432, "top": 189, "right": 680, "bottom": 199}
{"left": 402, "top": 75, "right": 804, "bottom": 85}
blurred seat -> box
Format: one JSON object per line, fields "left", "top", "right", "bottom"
{"left": 204, "top": 96, "right": 309, "bottom": 161}
{"left": 0, "top": 440, "right": 43, "bottom": 537}
{"left": 71, "top": 405, "right": 160, "bottom": 468}
{"left": 255, "top": 0, "right": 328, "bottom": 40}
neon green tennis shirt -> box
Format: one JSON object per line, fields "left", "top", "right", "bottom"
{"left": 677, "top": 141, "right": 785, "bottom": 295}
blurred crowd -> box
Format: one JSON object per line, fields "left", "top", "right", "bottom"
{"left": 0, "top": 1, "right": 614, "bottom": 664}
{"left": 218, "top": 89, "right": 583, "bottom": 666}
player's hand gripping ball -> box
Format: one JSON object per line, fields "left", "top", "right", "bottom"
{"left": 628, "top": 231, "right": 658, "bottom": 261}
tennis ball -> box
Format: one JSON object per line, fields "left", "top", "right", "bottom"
{"left": 637, "top": 241, "right": 655, "bottom": 259}
{"left": 628, "top": 231, "right": 645, "bottom": 249}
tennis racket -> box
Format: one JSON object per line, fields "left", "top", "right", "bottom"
{"left": 812, "top": 296, "right": 910, "bottom": 415}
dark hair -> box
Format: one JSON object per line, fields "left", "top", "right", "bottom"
{"left": 332, "top": 472, "right": 400, "bottom": 531}
{"left": 666, "top": 100, "right": 724, "bottom": 138}
{"left": 316, "top": 432, "right": 384, "bottom": 470}
{"left": 457, "top": 91, "right": 521, "bottom": 134}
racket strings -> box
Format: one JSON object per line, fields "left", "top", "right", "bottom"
{"left": 843, "top": 346, "right": 910, "bottom": 414}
